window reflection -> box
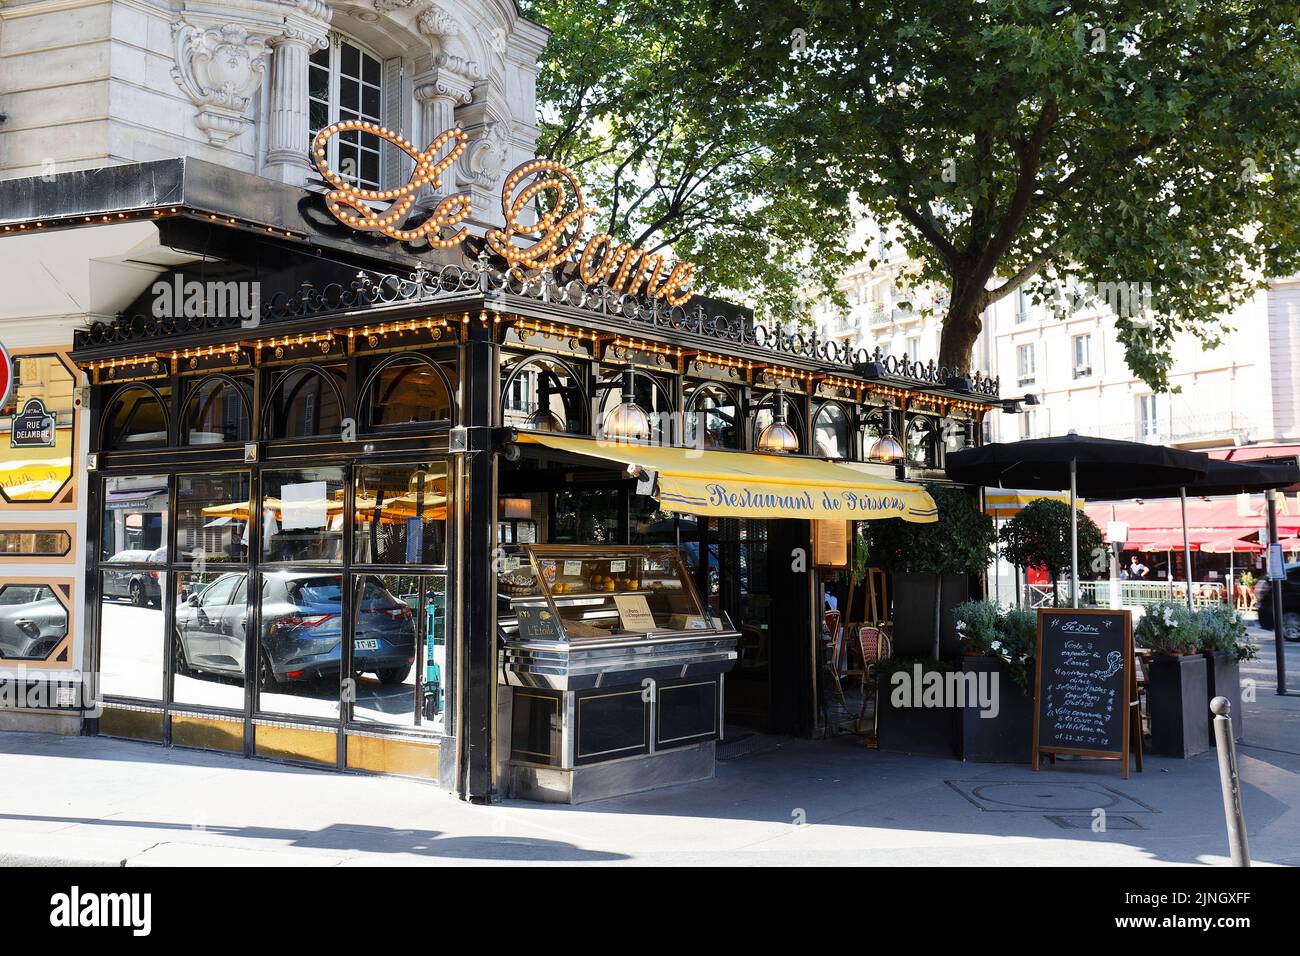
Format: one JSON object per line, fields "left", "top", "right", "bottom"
{"left": 184, "top": 377, "right": 250, "bottom": 445}
{"left": 597, "top": 371, "right": 673, "bottom": 444}
{"left": 0, "top": 583, "right": 67, "bottom": 661}
{"left": 501, "top": 356, "right": 585, "bottom": 433}
{"left": 256, "top": 570, "right": 344, "bottom": 718}
{"left": 686, "top": 385, "right": 738, "bottom": 449}
{"left": 266, "top": 367, "right": 343, "bottom": 438}
{"left": 752, "top": 393, "right": 805, "bottom": 448}
{"left": 262, "top": 468, "right": 345, "bottom": 563}
{"left": 813, "top": 403, "right": 850, "bottom": 459}
{"left": 367, "top": 357, "right": 452, "bottom": 428}
{"left": 173, "top": 571, "right": 247, "bottom": 708}
{"left": 104, "top": 384, "right": 168, "bottom": 448}
{"left": 353, "top": 463, "right": 448, "bottom": 565}
{"left": 100, "top": 569, "right": 166, "bottom": 700}
{"left": 177, "top": 473, "right": 250, "bottom": 565}
{"left": 101, "top": 476, "right": 168, "bottom": 567}
{"left": 349, "top": 574, "right": 441, "bottom": 733}
{"left": 0, "top": 353, "right": 76, "bottom": 504}
{"left": 0, "top": 530, "right": 72, "bottom": 557}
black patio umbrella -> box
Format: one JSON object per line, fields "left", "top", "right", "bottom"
{"left": 946, "top": 433, "right": 1209, "bottom": 606}
{"left": 1098, "top": 456, "right": 1300, "bottom": 609}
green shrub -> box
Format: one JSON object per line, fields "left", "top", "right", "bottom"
{"left": 954, "top": 599, "right": 999, "bottom": 654}
{"left": 1134, "top": 601, "right": 1201, "bottom": 655}
{"left": 1199, "top": 604, "right": 1257, "bottom": 661}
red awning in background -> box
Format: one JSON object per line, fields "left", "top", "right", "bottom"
{"left": 1086, "top": 494, "right": 1300, "bottom": 540}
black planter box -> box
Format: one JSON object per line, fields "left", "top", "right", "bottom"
{"left": 891, "top": 572, "right": 970, "bottom": 659}
{"left": 1204, "top": 650, "right": 1244, "bottom": 746}
{"left": 958, "top": 656, "right": 1034, "bottom": 763}
{"left": 1148, "top": 654, "right": 1210, "bottom": 758}
{"left": 876, "top": 672, "right": 959, "bottom": 757}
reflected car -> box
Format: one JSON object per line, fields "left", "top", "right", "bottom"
{"left": 0, "top": 593, "right": 67, "bottom": 659}
{"left": 101, "top": 548, "right": 165, "bottom": 607}
{"left": 1255, "top": 562, "right": 1300, "bottom": 640}
{"left": 173, "top": 571, "right": 416, "bottom": 688}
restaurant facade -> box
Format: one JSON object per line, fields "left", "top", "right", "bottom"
{"left": 0, "top": 1, "right": 1003, "bottom": 803}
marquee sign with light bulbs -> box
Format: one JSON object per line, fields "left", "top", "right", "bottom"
{"left": 312, "top": 120, "right": 697, "bottom": 307}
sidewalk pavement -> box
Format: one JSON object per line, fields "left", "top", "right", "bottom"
{"left": 0, "top": 625, "right": 1297, "bottom": 867}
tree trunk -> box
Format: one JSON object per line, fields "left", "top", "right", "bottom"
{"left": 938, "top": 291, "right": 986, "bottom": 373}
{"left": 932, "top": 572, "right": 943, "bottom": 659}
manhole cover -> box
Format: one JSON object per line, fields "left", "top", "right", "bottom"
{"left": 1046, "top": 814, "right": 1147, "bottom": 831}
{"left": 945, "top": 780, "right": 1157, "bottom": 814}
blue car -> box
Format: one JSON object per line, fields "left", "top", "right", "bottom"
{"left": 174, "top": 571, "right": 416, "bottom": 688}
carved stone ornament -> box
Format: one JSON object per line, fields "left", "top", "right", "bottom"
{"left": 171, "top": 21, "right": 271, "bottom": 145}
{"left": 458, "top": 119, "right": 510, "bottom": 189}
{"left": 416, "top": 3, "right": 460, "bottom": 41}
{"left": 375, "top": 0, "right": 422, "bottom": 12}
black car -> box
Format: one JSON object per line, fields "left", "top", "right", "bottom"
{"left": 1255, "top": 561, "right": 1300, "bottom": 640}
{"left": 101, "top": 547, "right": 165, "bottom": 606}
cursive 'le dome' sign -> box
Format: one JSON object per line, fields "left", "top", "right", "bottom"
{"left": 311, "top": 121, "right": 697, "bottom": 307}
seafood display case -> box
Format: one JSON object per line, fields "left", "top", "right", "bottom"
{"left": 496, "top": 545, "right": 739, "bottom": 803}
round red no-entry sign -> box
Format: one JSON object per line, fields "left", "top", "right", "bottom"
{"left": 0, "top": 342, "right": 11, "bottom": 412}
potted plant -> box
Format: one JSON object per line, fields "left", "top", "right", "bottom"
{"left": 998, "top": 498, "right": 1103, "bottom": 606}
{"left": 1137, "top": 602, "right": 1210, "bottom": 758}
{"left": 955, "top": 601, "right": 1036, "bottom": 762}
{"left": 867, "top": 484, "right": 997, "bottom": 659}
{"left": 1198, "top": 604, "right": 1256, "bottom": 745}
{"left": 874, "top": 656, "right": 959, "bottom": 757}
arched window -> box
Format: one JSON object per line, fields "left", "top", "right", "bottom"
{"left": 364, "top": 356, "right": 453, "bottom": 429}
{"left": 501, "top": 356, "right": 586, "bottom": 433}
{"left": 265, "top": 367, "right": 344, "bottom": 439}
{"left": 906, "top": 415, "right": 939, "bottom": 466}
{"left": 103, "top": 384, "right": 168, "bottom": 449}
{"left": 183, "top": 376, "right": 250, "bottom": 445}
{"left": 310, "top": 37, "right": 385, "bottom": 189}
{"left": 597, "top": 370, "right": 674, "bottom": 444}
{"left": 685, "top": 384, "right": 739, "bottom": 449}
{"left": 813, "top": 403, "right": 851, "bottom": 459}
{"left": 752, "top": 392, "right": 806, "bottom": 451}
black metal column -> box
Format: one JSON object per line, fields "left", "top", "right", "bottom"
{"left": 457, "top": 320, "right": 499, "bottom": 802}
{"left": 1267, "top": 491, "right": 1288, "bottom": 694}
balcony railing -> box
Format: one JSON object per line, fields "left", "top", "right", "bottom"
{"left": 1024, "top": 580, "right": 1227, "bottom": 609}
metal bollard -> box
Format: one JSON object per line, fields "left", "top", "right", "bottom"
{"left": 1211, "top": 696, "right": 1250, "bottom": 867}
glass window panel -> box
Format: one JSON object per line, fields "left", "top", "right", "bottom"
{"left": 353, "top": 464, "right": 448, "bottom": 565}
{"left": 340, "top": 77, "right": 360, "bottom": 113}
{"left": 907, "top": 417, "right": 936, "bottom": 465}
{"left": 184, "top": 377, "right": 249, "bottom": 445}
{"left": 501, "top": 356, "right": 585, "bottom": 433}
{"left": 0, "top": 354, "right": 76, "bottom": 505}
{"left": 262, "top": 467, "right": 345, "bottom": 563}
{"left": 361, "top": 51, "right": 381, "bottom": 87}
{"left": 266, "top": 367, "right": 342, "bottom": 438}
{"left": 172, "top": 571, "right": 247, "bottom": 708}
{"left": 813, "top": 404, "right": 850, "bottom": 459}
{"left": 349, "top": 574, "right": 442, "bottom": 733}
{"left": 550, "top": 489, "right": 620, "bottom": 544}
{"left": 360, "top": 149, "right": 380, "bottom": 187}
{"left": 310, "top": 46, "right": 329, "bottom": 70}
{"left": 340, "top": 41, "right": 360, "bottom": 76}
{"left": 368, "top": 358, "right": 452, "bottom": 428}
{"left": 597, "top": 372, "right": 673, "bottom": 444}
{"left": 256, "top": 570, "right": 343, "bottom": 718}
{"left": 309, "top": 99, "right": 329, "bottom": 135}
{"left": 362, "top": 84, "right": 381, "bottom": 120}
{"left": 175, "top": 473, "right": 251, "bottom": 566}
{"left": 0, "top": 582, "right": 67, "bottom": 661}
{"left": 686, "top": 385, "right": 738, "bottom": 449}
{"left": 104, "top": 384, "right": 168, "bottom": 448}
{"left": 100, "top": 569, "right": 166, "bottom": 699}
{"left": 101, "top": 476, "right": 168, "bottom": 567}
{"left": 0, "top": 529, "right": 71, "bottom": 557}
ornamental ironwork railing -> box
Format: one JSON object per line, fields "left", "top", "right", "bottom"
{"left": 73, "top": 261, "right": 1000, "bottom": 397}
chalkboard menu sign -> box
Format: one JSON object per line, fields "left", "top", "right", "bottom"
{"left": 1033, "top": 608, "right": 1136, "bottom": 779}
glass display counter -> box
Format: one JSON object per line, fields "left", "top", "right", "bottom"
{"left": 496, "top": 545, "right": 739, "bottom": 803}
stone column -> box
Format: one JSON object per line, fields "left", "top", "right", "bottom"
{"left": 413, "top": 56, "right": 476, "bottom": 198}
{"left": 265, "top": 28, "right": 327, "bottom": 184}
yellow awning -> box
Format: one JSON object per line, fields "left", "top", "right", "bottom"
{"left": 517, "top": 433, "right": 937, "bottom": 522}
{"left": 983, "top": 488, "right": 1075, "bottom": 515}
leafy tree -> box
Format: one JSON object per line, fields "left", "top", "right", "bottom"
{"left": 519, "top": 0, "right": 858, "bottom": 318}
{"left": 528, "top": 1, "right": 1300, "bottom": 389}
{"left": 867, "top": 484, "right": 997, "bottom": 656}
{"left": 999, "top": 497, "right": 1104, "bottom": 602}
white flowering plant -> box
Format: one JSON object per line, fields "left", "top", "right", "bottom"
{"left": 1134, "top": 601, "right": 1201, "bottom": 655}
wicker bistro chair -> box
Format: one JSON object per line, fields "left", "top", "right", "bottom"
{"left": 821, "top": 611, "right": 850, "bottom": 722}
{"left": 856, "top": 625, "right": 893, "bottom": 723}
